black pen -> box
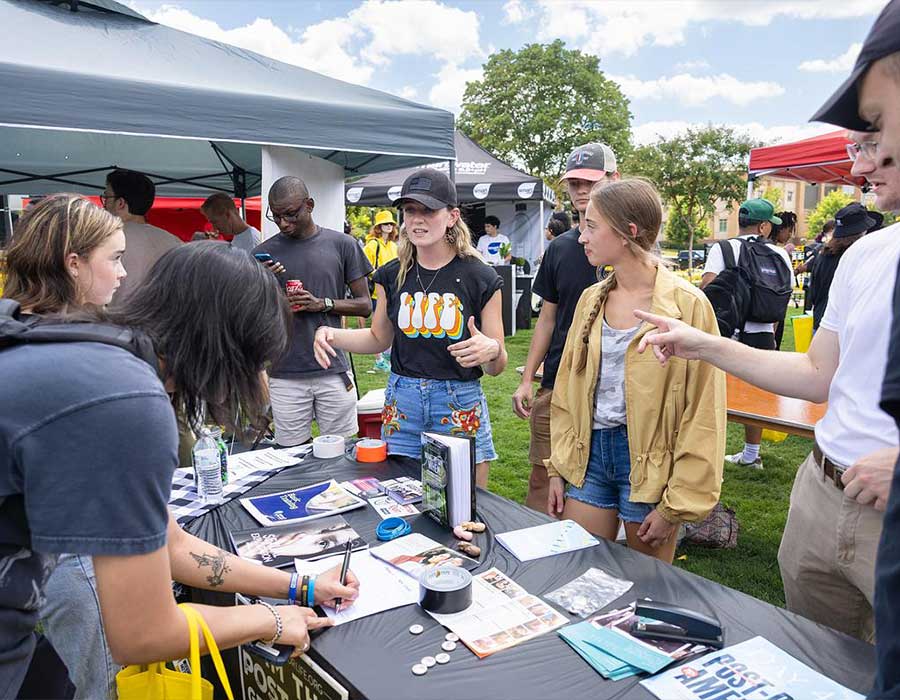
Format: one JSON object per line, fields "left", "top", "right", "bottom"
{"left": 335, "top": 540, "right": 353, "bottom": 613}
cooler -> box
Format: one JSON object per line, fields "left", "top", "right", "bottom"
{"left": 357, "top": 388, "right": 385, "bottom": 439}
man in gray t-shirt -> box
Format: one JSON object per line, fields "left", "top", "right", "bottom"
{"left": 254, "top": 176, "right": 372, "bottom": 446}
{"left": 201, "top": 192, "right": 262, "bottom": 253}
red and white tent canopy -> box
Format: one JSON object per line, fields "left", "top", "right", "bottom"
{"left": 748, "top": 130, "right": 863, "bottom": 187}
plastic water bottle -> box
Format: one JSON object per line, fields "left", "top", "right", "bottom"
{"left": 193, "top": 430, "right": 224, "bottom": 504}
{"left": 208, "top": 426, "right": 229, "bottom": 485}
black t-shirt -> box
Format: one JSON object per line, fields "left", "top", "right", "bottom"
{"left": 808, "top": 251, "right": 842, "bottom": 330}
{"left": 882, "top": 256, "right": 900, "bottom": 421}
{"left": 373, "top": 257, "right": 502, "bottom": 381}
{"left": 0, "top": 341, "right": 177, "bottom": 696}
{"left": 532, "top": 226, "right": 599, "bottom": 389}
{"left": 254, "top": 228, "right": 372, "bottom": 378}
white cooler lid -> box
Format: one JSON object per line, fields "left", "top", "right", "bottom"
{"left": 357, "top": 388, "right": 386, "bottom": 413}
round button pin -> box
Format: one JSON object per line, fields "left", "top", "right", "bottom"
{"left": 441, "top": 640, "right": 457, "bottom": 652}
{"left": 409, "top": 624, "right": 424, "bottom": 635}
{"left": 412, "top": 664, "right": 427, "bottom": 676}
{"left": 421, "top": 656, "right": 436, "bottom": 667}
{"left": 444, "top": 633, "right": 459, "bottom": 642}
{"left": 435, "top": 653, "right": 450, "bottom": 664}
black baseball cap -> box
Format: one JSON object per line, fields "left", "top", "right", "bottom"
{"left": 810, "top": 0, "right": 900, "bottom": 131}
{"left": 833, "top": 202, "right": 876, "bottom": 238}
{"left": 395, "top": 167, "right": 458, "bottom": 209}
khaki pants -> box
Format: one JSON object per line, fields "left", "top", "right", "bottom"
{"left": 778, "top": 451, "right": 883, "bottom": 642}
{"left": 269, "top": 374, "right": 358, "bottom": 446}
{"left": 525, "top": 387, "right": 553, "bottom": 512}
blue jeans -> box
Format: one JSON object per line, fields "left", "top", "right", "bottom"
{"left": 40, "top": 554, "right": 117, "bottom": 699}
{"left": 382, "top": 374, "right": 497, "bottom": 463}
{"left": 565, "top": 426, "right": 655, "bottom": 524}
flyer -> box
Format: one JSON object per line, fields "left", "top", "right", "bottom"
{"left": 239, "top": 479, "right": 366, "bottom": 527}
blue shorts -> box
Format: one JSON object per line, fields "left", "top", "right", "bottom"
{"left": 381, "top": 373, "right": 497, "bottom": 463}
{"left": 565, "top": 426, "right": 655, "bottom": 523}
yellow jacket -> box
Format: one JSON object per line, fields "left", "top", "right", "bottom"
{"left": 363, "top": 236, "right": 398, "bottom": 299}
{"left": 546, "top": 264, "right": 726, "bottom": 524}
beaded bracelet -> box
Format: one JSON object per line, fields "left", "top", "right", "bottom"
{"left": 256, "top": 600, "right": 283, "bottom": 646}
{"left": 288, "top": 572, "right": 299, "bottom": 605}
{"left": 307, "top": 575, "right": 316, "bottom": 607}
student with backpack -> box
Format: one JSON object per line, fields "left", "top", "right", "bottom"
{"left": 700, "top": 198, "right": 794, "bottom": 469}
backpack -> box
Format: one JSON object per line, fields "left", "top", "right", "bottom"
{"left": 702, "top": 242, "right": 752, "bottom": 338}
{"left": 0, "top": 299, "right": 160, "bottom": 373}
{"left": 682, "top": 502, "right": 739, "bottom": 549}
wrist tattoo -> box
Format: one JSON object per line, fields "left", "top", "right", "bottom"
{"left": 190, "top": 550, "right": 232, "bottom": 588}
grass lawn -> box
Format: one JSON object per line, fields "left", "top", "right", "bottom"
{"left": 352, "top": 307, "right": 810, "bottom": 608}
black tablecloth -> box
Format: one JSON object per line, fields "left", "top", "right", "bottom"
{"left": 183, "top": 453, "right": 876, "bottom": 699}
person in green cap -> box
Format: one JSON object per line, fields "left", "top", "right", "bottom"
{"left": 700, "top": 197, "right": 795, "bottom": 470}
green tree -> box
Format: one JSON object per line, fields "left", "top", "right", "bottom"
{"left": 458, "top": 40, "right": 632, "bottom": 180}
{"left": 759, "top": 184, "right": 783, "bottom": 210}
{"left": 806, "top": 190, "right": 854, "bottom": 238}
{"left": 665, "top": 204, "right": 711, "bottom": 249}
{"left": 628, "top": 125, "right": 754, "bottom": 268}
{"left": 346, "top": 206, "right": 375, "bottom": 239}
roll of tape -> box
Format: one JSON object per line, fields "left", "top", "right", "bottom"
{"left": 356, "top": 438, "right": 387, "bottom": 463}
{"left": 419, "top": 566, "right": 473, "bottom": 614}
{"left": 312, "top": 434, "right": 345, "bottom": 459}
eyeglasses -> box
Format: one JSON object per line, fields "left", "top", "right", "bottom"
{"left": 846, "top": 141, "right": 879, "bottom": 162}
{"left": 99, "top": 192, "right": 120, "bottom": 204}
{"left": 265, "top": 204, "right": 305, "bottom": 223}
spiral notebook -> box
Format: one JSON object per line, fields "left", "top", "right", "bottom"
{"left": 495, "top": 520, "right": 599, "bottom": 562}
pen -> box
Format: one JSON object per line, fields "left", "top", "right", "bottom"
{"left": 335, "top": 540, "right": 352, "bottom": 613}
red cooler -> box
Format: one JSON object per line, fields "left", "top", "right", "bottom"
{"left": 356, "top": 388, "right": 385, "bottom": 439}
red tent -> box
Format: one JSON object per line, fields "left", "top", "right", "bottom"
{"left": 747, "top": 129, "right": 863, "bottom": 187}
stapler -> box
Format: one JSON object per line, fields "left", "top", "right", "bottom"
{"left": 630, "top": 601, "right": 724, "bottom": 649}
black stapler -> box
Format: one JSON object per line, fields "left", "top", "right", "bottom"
{"left": 630, "top": 601, "right": 724, "bottom": 649}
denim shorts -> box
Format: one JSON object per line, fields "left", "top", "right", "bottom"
{"left": 565, "top": 425, "right": 656, "bottom": 523}
{"left": 382, "top": 373, "right": 497, "bottom": 463}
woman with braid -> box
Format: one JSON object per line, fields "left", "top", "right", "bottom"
{"left": 546, "top": 179, "right": 726, "bottom": 563}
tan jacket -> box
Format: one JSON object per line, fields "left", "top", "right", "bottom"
{"left": 546, "top": 264, "right": 726, "bottom": 524}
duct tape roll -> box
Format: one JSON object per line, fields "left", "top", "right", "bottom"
{"left": 355, "top": 438, "right": 387, "bottom": 463}
{"left": 419, "top": 566, "right": 473, "bottom": 614}
{"left": 312, "top": 434, "right": 345, "bottom": 459}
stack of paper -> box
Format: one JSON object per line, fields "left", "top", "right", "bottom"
{"left": 496, "top": 520, "right": 599, "bottom": 562}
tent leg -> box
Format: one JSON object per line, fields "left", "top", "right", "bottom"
{"left": 539, "top": 201, "right": 545, "bottom": 256}
{"left": 240, "top": 197, "right": 247, "bottom": 220}
{"left": 747, "top": 175, "right": 755, "bottom": 199}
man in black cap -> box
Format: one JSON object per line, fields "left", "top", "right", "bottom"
{"left": 512, "top": 143, "right": 619, "bottom": 512}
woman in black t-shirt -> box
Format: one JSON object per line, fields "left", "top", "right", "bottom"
{"left": 314, "top": 168, "right": 507, "bottom": 488}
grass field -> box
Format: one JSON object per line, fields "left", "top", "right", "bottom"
{"left": 353, "top": 307, "right": 810, "bottom": 608}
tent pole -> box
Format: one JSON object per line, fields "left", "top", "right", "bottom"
{"left": 539, "top": 200, "right": 545, "bottom": 256}
{"left": 448, "top": 160, "right": 455, "bottom": 183}
{"left": 746, "top": 174, "right": 755, "bottom": 199}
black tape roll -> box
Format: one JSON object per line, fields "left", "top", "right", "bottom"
{"left": 419, "top": 566, "right": 473, "bottom": 614}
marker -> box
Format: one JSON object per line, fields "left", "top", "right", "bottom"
{"left": 335, "top": 540, "right": 352, "bottom": 612}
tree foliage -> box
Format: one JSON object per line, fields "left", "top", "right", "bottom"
{"left": 806, "top": 190, "right": 854, "bottom": 239}
{"left": 665, "top": 204, "right": 711, "bottom": 249}
{"left": 346, "top": 206, "right": 376, "bottom": 239}
{"left": 458, "top": 40, "right": 632, "bottom": 180}
{"left": 627, "top": 125, "right": 753, "bottom": 261}
{"left": 759, "top": 185, "right": 783, "bottom": 211}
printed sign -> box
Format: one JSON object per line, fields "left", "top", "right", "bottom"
{"left": 345, "top": 187, "right": 363, "bottom": 204}
{"left": 240, "top": 647, "right": 349, "bottom": 700}
{"left": 517, "top": 182, "right": 536, "bottom": 198}
{"left": 473, "top": 183, "right": 491, "bottom": 199}
{"left": 387, "top": 186, "right": 402, "bottom": 201}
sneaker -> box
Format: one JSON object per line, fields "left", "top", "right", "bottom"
{"left": 373, "top": 357, "right": 391, "bottom": 372}
{"left": 725, "top": 451, "right": 763, "bottom": 470}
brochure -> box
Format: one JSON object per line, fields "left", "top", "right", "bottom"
{"left": 340, "top": 478, "right": 385, "bottom": 499}
{"left": 367, "top": 495, "right": 419, "bottom": 519}
{"left": 427, "top": 567, "right": 569, "bottom": 658}
{"left": 496, "top": 520, "right": 599, "bottom": 562}
{"left": 239, "top": 479, "right": 366, "bottom": 527}
{"left": 381, "top": 476, "right": 423, "bottom": 505}
{"left": 641, "top": 636, "right": 864, "bottom": 700}
{"left": 369, "top": 533, "right": 478, "bottom": 580}
{"left": 229, "top": 515, "right": 366, "bottom": 569}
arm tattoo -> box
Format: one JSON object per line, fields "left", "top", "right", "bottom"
{"left": 189, "top": 550, "right": 232, "bottom": 588}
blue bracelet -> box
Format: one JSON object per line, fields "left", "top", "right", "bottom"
{"left": 288, "top": 572, "right": 299, "bottom": 605}
{"left": 307, "top": 576, "right": 316, "bottom": 607}
{"left": 377, "top": 517, "right": 412, "bottom": 541}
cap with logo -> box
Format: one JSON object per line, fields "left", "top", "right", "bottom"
{"left": 395, "top": 167, "right": 458, "bottom": 210}
{"left": 739, "top": 198, "right": 782, "bottom": 225}
{"left": 810, "top": 0, "right": 900, "bottom": 130}
{"left": 561, "top": 143, "right": 617, "bottom": 182}
{"left": 374, "top": 210, "right": 395, "bottom": 226}
{"left": 833, "top": 202, "right": 877, "bottom": 238}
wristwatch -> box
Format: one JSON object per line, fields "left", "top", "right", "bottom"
{"left": 323, "top": 297, "right": 335, "bottom": 313}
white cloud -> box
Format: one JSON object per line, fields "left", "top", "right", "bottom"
{"left": 396, "top": 86, "right": 419, "bottom": 100}
{"left": 428, "top": 63, "right": 484, "bottom": 114}
{"left": 632, "top": 120, "right": 837, "bottom": 148}
{"left": 502, "top": 0, "right": 534, "bottom": 24}
{"left": 519, "top": 0, "right": 883, "bottom": 57}
{"left": 611, "top": 73, "right": 785, "bottom": 107}
{"left": 799, "top": 43, "right": 862, "bottom": 73}
{"left": 675, "top": 60, "right": 710, "bottom": 72}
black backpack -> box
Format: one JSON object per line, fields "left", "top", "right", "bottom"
{"left": 704, "top": 238, "right": 792, "bottom": 337}
{"left": 0, "top": 299, "right": 160, "bottom": 373}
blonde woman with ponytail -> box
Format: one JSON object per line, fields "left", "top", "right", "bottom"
{"left": 546, "top": 178, "right": 726, "bottom": 563}
{"left": 315, "top": 168, "right": 507, "bottom": 488}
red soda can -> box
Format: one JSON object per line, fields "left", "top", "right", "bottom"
{"left": 286, "top": 280, "right": 303, "bottom": 311}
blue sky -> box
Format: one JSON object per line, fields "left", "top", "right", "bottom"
{"left": 132, "top": 0, "right": 885, "bottom": 146}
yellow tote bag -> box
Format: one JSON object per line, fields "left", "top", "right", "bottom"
{"left": 116, "top": 604, "right": 234, "bottom": 700}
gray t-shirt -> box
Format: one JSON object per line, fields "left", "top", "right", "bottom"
{"left": 112, "top": 221, "right": 182, "bottom": 307}
{"left": 231, "top": 225, "right": 262, "bottom": 253}
{"left": 0, "top": 341, "right": 177, "bottom": 696}
{"left": 593, "top": 319, "right": 640, "bottom": 428}
{"left": 254, "top": 227, "right": 372, "bottom": 378}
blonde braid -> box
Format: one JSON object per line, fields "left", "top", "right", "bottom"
{"left": 575, "top": 271, "right": 617, "bottom": 374}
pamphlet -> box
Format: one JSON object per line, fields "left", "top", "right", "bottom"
{"left": 229, "top": 515, "right": 366, "bottom": 569}
{"left": 340, "top": 478, "right": 384, "bottom": 499}
{"left": 427, "top": 567, "right": 568, "bottom": 658}
{"left": 369, "top": 533, "right": 479, "bottom": 580}
{"left": 227, "top": 446, "right": 308, "bottom": 480}
{"left": 641, "top": 636, "right": 864, "bottom": 700}
{"left": 421, "top": 432, "right": 474, "bottom": 527}
{"left": 367, "top": 495, "right": 419, "bottom": 519}
{"left": 239, "top": 479, "right": 366, "bottom": 527}
{"left": 381, "top": 477, "right": 423, "bottom": 505}
{"left": 496, "top": 520, "right": 599, "bottom": 562}
{"left": 294, "top": 551, "right": 420, "bottom": 626}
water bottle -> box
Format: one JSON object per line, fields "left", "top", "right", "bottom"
{"left": 208, "top": 426, "right": 229, "bottom": 485}
{"left": 193, "top": 430, "right": 224, "bottom": 504}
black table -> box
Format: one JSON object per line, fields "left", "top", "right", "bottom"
{"left": 184, "top": 454, "right": 876, "bottom": 700}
